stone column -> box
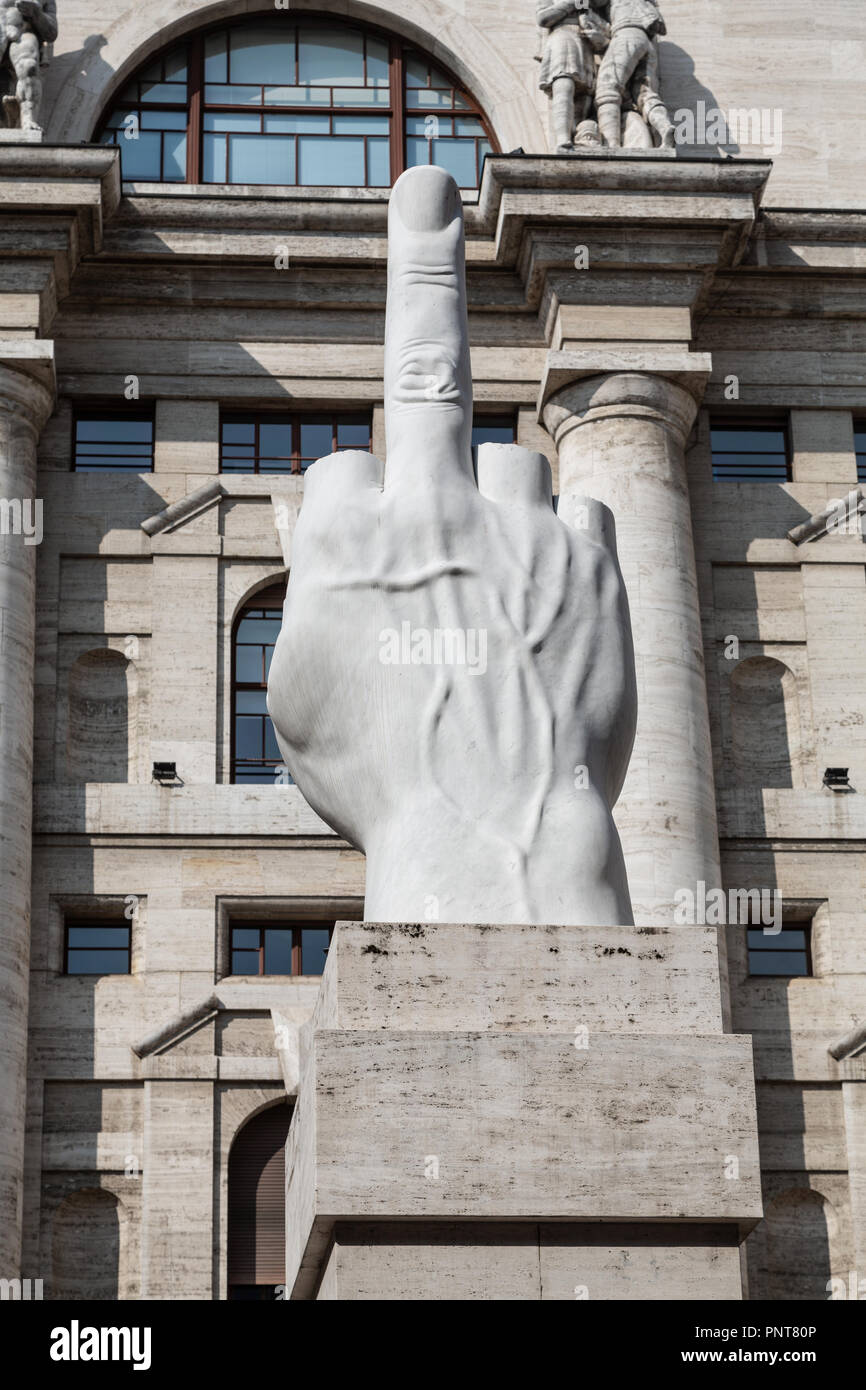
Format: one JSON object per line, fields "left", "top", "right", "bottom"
{"left": 0, "top": 359, "right": 54, "bottom": 1278}
{"left": 542, "top": 371, "right": 721, "bottom": 927}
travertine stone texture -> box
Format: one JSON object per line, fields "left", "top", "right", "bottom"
{"left": 317, "top": 1221, "right": 742, "bottom": 1301}
{"left": 285, "top": 921, "right": 761, "bottom": 1299}
{"left": 543, "top": 369, "right": 722, "bottom": 928}
{"left": 318, "top": 921, "right": 725, "bottom": 1033}
{"left": 0, "top": 3, "right": 860, "bottom": 1296}
{"left": 0, "top": 361, "right": 54, "bottom": 1277}
{"left": 38, "top": 1, "right": 866, "bottom": 209}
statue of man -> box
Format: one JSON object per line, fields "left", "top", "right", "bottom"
{"left": 537, "top": 1, "right": 610, "bottom": 152}
{"left": 594, "top": 0, "right": 674, "bottom": 148}
{"left": 0, "top": 0, "right": 58, "bottom": 133}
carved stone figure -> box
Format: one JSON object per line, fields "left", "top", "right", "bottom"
{"left": 595, "top": 0, "right": 674, "bottom": 148}
{"left": 267, "top": 164, "right": 637, "bottom": 927}
{"left": 0, "top": 0, "right": 57, "bottom": 133}
{"left": 536, "top": 1, "right": 609, "bottom": 151}
{"left": 537, "top": 0, "right": 675, "bottom": 152}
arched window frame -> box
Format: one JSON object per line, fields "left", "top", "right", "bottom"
{"left": 96, "top": 15, "right": 498, "bottom": 190}
{"left": 231, "top": 579, "right": 287, "bottom": 785}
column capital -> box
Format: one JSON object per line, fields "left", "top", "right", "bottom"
{"left": 0, "top": 342, "right": 56, "bottom": 430}
{"left": 541, "top": 357, "right": 712, "bottom": 451}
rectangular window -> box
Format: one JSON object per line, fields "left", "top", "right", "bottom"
{"left": 855, "top": 424, "right": 866, "bottom": 483}
{"left": 710, "top": 420, "right": 790, "bottom": 482}
{"left": 220, "top": 412, "right": 372, "bottom": 474}
{"left": 73, "top": 414, "right": 155, "bottom": 472}
{"left": 65, "top": 921, "right": 131, "bottom": 975}
{"left": 229, "top": 921, "right": 334, "bottom": 976}
{"left": 471, "top": 413, "right": 516, "bottom": 465}
{"left": 747, "top": 925, "right": 811, "bottom": 977}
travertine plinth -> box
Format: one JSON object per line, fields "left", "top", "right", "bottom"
{"left": 284, "top": 922, "right": 762, "bottom": 1300}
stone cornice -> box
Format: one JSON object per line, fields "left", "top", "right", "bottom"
{"left": 0, "top": 144, "right": 121, "bottom": 341}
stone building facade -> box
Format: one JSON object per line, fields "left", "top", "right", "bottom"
{"left": 0, "top": 0, "right": 864, "bottom": 1299}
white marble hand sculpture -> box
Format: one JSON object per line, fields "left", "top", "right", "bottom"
{"left": 268, "top": 165, "right": 637, "bottom": 925}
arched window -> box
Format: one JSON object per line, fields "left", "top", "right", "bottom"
{"left": 232, "top": 581, "right": 287, "bottom": 785}
{"left": 227, "top": 1103, "right": 293, "bottom": 1299}
{"left": 98, "top": 18, "right": 495, "bottom": 190}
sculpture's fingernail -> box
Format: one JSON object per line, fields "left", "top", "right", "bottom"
{"left": 391, "top": 166, "right": 458, "bottom": 233}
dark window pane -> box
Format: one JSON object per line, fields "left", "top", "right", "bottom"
{"left": 67, "top": 949, "right": 129, "bottom": 976}
{"left": 472, "top": 421, "right": 515, "bottom": 448}
{"left": 336, "top": 422, "right": 371, "bottom": 448}
{"left": 74, "top": 417, "right": 153, "bottom": 472}
{"left": 76, "top": 419, "right": 152, "bottom": 442}
{"left": 231, "top": 949, "right": 261, "bottom": 975}
{"left": 236, "top": 691, "right": 269, "bottom": 717}
{"left": 710, "top": 423, "right": 790, "bottom": 482}
{"left": 68, "top": 926, "right": 130, "bottom": 949}
{"left": 300, "top": 928, "right": 332, "bottom": 975}
{"left": 235, "top": 716, "right": 263, "bottom": 758}
{"left": 264, "top": 721, "right": 281, "bottom": 760}
{"left": 235, "top": 646, "right": 263, "bottom": 683}
{"left": 748, "top": 951, "right": 809, "bottom": 977}
{"left": 747, "top": 929, "right": 807, "bottom": 950}
{"left": 222, "top": 422, "right": 255, "bottom": 444}
{"left": 263, "top": 928, "right": 293, "bottom": 974}
{"left": 232, "top": 928, "right": 260, "bottom": 948}
{"left": 259, "top": 422, "right": 292, "bottom": 459}
{"left": 710, "top": 429, "right": 787, "bottom": 452}
{"left": 300, "top": 421, "right": 334, "bottom": 461}
{"left": 234, "top": 767, "right": 277, "bottom": 785}
{"left": 236, "top": 616, "right": 281, "bottom": 642}
{"left": 204, "top": 31, "right": 228, "bottom": 83}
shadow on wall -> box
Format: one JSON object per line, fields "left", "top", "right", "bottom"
{"left": 50, "top": 1187, "right": 120, "bottom": 1299}
{"left": 43, "top": 36, "right": 112, "bottom": 143}
{"left": 66, "top": 649, "right": 135, "bottom": 783}
{"left": 729, "top": 656, "right": 803, "bottom": 791}
{"left": 746, "top": 1188, "right": 836, "bottom": 1300}
{"left": 659, "top": 42, "right": 741, "bottom": 155}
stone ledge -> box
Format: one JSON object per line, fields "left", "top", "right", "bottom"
{"left": 320, "top": 921, "right": 726, "bottom": 1033}
{"left": 33, "top": 782, "right": 340, "bottom": 839}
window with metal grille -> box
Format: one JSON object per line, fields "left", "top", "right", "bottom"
{"left": 232, "top": 582, "right": 286, "bottom": 785}
{"left": 73, "top": 414, "right": 155, "bottom": 472}
{"left": 710, "top": 420, "right": 790, "bottom": 482}
{"left": 221, "top": 413, "right": 371, "bottom": 474}
{"left": 747, "top": 925, "right": 811, "bottom": 977}
{"left": 228, "top": 1103, "right": 293, "bottom": 1296}
{"left": 65, "top": 920, "right": 131, "bottom": 975}
{"left": 855, "top": 424, "right": 866, "bottom": 482}
{"left": 97, "top": 19, "right": 496, "bottom": 190}
{"left": 229, "top": 921, "right": 334, "bottom": 976}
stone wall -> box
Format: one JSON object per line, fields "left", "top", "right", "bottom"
{"left": 4, "top": 0, "right": 863, "bottom": 1299}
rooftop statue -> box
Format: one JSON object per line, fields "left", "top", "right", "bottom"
{"left": 0, "top": 0, "right": 57, "bottom": 133}
{"left": 268, "top": 164, "right": 637, "bottom": 927}
{"left": 537, "top": 0, "right": 675, "bottom": 151}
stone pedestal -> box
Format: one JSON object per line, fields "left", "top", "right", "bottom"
{"left": 542, "top": 367, "right": 721, "bottom": 928}
{"left": 284, "top": 922, "right": 762, "bottom": 1300}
